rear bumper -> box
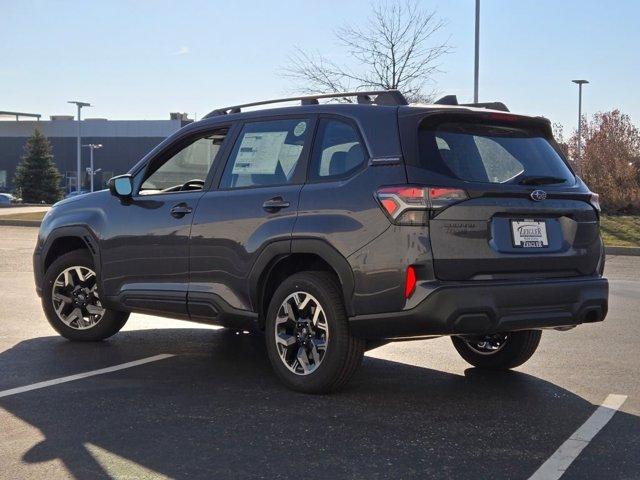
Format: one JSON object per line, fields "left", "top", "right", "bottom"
{"left": 349, "top": 277, "right": 608, "bottom": 339}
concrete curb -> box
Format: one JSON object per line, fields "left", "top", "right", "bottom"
{"left": 0, "top": 203, "right": 52, "bottom": 208}
{"left": 605, "top": 246, "right": 640, "bottom": 256}
{"left": 0, "top": 219, "right": 42, "bottom": 227}
{"left": 1, "top": 219, "right": 639, "bottom": 256}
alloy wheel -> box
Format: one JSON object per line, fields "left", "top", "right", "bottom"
{"left": 51, "top": 266, "right": 105, "bottom": 330}
{"left": 274, "top": 291, "right": 329, "bottom": 375}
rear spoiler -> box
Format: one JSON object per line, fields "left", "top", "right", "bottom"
{"left": 434, "top": 95, "right": 510, "bottom": 112}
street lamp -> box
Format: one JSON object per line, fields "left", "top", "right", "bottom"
{"left": 68, "top": 101, "right": 91, "bottom": 193}
{"left": 82, "top": 143, "right": 102, "bottom": 192}
{"left": 571, "top": 80, "right": 589, "bottom": 175}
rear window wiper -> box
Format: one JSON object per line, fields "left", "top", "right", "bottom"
{"left": 517, "top": 175, "right": 567, "bottom": 185}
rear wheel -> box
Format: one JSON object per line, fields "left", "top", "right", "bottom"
{"left": 451, "top": 330, "right": 541, "bottom": 369}
{"left": 265, "top": 271, "right": 365, "bottom": 393}
{"left": 42, "top": 250, "right": 129, "bottom": 341}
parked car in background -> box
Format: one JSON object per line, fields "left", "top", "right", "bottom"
{"left": 33, "top": 90, "right": 608, "bottom": 393}
{"left": 0, "top": 193, "right": 21, "bottom": 205}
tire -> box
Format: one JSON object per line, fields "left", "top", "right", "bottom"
{"left": 451, "top": 330, "right": 542, "bottom": 370}
{"left": 42, "top": 249, "right": 129, "bottom": 341}
{"left": 265, "top": 271, "right": 365, "bottom": 394}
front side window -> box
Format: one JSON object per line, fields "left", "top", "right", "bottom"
{"left": 140, "top": 130, "right": 227, "bottom": 194}
{"left": 310, "top": 119, "right": 365, "bottom": 180}
{"left": 220, "top": 119, "right": 309, "bottom": 189}
{"left": 419, "top": 123, "right": 574, "bottom": 184}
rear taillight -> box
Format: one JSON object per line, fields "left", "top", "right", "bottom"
{"left": 590, "top": 193, "right": 601, "bottom": 212}
{"left": 376, "top": 186, "right": 468, "bottom": 225}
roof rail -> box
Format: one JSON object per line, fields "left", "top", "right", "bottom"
{"left": 203, "top": 90, "right": 408, "bottom": 118}
{"left": 433, "top": 95, "right": 510, "bottom": 112}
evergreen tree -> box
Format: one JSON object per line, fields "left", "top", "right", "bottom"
{"left": 13, "top": 129, "right": 63, "bottom": 203}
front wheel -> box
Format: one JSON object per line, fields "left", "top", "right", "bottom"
{"left": 265, "top": 271, "right": 365, "bottom": 394}
{"left": 42, "top": 250, "right": 129, "bottom": 341}
{"left": 451, "top": 330, "right": 542, "bottom": 369}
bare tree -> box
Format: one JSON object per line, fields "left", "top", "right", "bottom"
{"left": 552, "top": 122, "right": 570, "bottom": 159}
{"left": 568, "top": 110, "right": 640, "bottom": 213}
{"left": 283, "top": 1, "right": 452, "bottom": 102}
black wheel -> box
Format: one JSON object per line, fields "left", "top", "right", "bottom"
{"left": 451, "top": 330, "right": 542, "bottom": 369}
{"left": 42, "top": 250, "right": 129, "bottom": 341}
{"left": 265, "top": 271, "right": 365, "bottom": 393}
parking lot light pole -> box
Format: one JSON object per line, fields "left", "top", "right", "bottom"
{"left": 68, "top": 101, "right": 91, "bottom": 193}
{"left": 82, "top": 143, "right": 102, "bottom": 192}
{"left": 474, "top": 0, "right": 480, "bottom": 103}
{"left": 571, "top": 80, "right": 588, "bottom": 176}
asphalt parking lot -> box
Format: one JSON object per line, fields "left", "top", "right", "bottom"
{"left": 0, "top": 226, "right": 638, "bottom": 480}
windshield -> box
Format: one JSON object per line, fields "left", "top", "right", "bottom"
{"left": 418, "top": 123, "right": 575, "bottom": 185}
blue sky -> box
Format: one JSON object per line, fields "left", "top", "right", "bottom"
{"left": 1, "top": 0, "right": 638, "bottom": 134}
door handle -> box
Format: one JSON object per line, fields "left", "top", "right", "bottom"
{"left": 170, "top": 203, "right": 193, "bottom": 218}
{"left": 262, "top": 197, "right": 290, "bottom": 212}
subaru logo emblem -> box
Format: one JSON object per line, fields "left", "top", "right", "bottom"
{"left": 530, "top": 190, "right": 547, "bottom": 202}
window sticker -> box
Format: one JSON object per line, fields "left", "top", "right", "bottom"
{"left": 293, "top": 121, "right": 306, "bottom": 137}
{"left": 232, "top": 131, "right": 288, "bottom": 174}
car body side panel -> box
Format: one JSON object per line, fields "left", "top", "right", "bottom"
{"left": 101, "top": 191, "right": 201, "bottom": 281}
{"left": 294, "top": 165, "right": 409, "bottom": 314}
{"left": 294, "top": 173, "right": 397, "bottom": 258}
{"left": 36, "top": 189, "right": 200, "bottom": 316}
{"left": 188, "top": 185, "right": 303, "bottom": 312}
{"left": 293, "top": 107, "right": 406, "bottom": 262}
{"left": 347, "top": 225, "right": 435, "bottom": 315}
{"left": 292, "top": 109, "right": 407, "bottom": 316}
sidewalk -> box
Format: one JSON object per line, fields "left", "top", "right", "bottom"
{"left": 0, "top": 206, "right": 49, "bottom": 227}
{"left": 0, "top": 206, "right": 50, "bottom": 217}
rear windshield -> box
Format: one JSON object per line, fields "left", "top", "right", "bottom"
{"left": 418, "top": 123, "right": 574, "bottom": 185}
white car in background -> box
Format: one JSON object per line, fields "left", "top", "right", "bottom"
{"left": 0, "top": 193, "right": 21, "bottom": 206}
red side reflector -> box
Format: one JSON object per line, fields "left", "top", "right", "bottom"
{"left": 405, "top": 265, "right": 416, "bottom": 299}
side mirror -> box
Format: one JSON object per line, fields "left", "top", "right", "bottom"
{"left": 108, "top": 174, "right": 133, "bottom": 198}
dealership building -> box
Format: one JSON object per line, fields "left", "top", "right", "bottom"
{"left": 0, "top": 111, "right": 192, "bottom": 193}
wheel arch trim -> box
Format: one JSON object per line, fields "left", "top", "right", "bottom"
{"left": 39, "top": 225, "right": 101, "bottom": 289}
{"left": 248, "top": 238, "right": 355, "bottom": 317}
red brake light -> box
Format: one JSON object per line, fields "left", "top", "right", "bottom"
{"left": 405, "top": 265, "right": 416, "bottom": 299}
{"left": 428, "top": 187, "right": 468, "bottom": 209}
{"left": 395, "top": 187, "right": 425, "bottom": 199}
{"left": 429, "top": 187, "right": 465, "bottom": 199}
{"left": 376, "top": 185, "right": 467, "bottom": 225}
{"left": 488, "top": 112, "right": 519, "bottom": 122}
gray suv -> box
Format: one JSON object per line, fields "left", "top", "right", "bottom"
{"left": 33, "top": 91, "right": 608, "bottom": 393}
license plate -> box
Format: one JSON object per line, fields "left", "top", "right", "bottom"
{"left": 511, "top": 219, "right": 548, "bottom": 248}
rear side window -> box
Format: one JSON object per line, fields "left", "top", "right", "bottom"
{"left": 418, "top": 123, "right": 574, "bottom": 184}
{"left": 220, "top": 118, "right": 309, "bottom": 189}
{"left": 310, "top": 119, "right": 365, "bottom": 180}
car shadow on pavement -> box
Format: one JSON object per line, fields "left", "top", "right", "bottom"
{"left": 0, "top": 328, "right": 638, "bottom": 480}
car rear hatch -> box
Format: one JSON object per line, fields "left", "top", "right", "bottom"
{"left": 397, "top": 108, "right": 602, "bottom": 281}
